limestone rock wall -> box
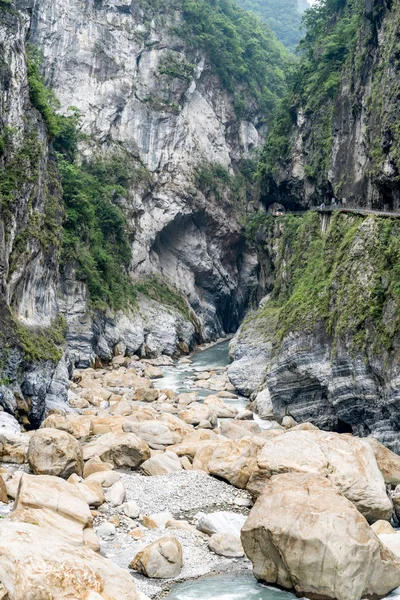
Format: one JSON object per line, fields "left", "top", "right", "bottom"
{"left": 0, "top": 0, "right": 67, "bottom": 426}
{"left": 260, "top": 0, "right": 400, "bottom": 212}
{"left": 0, "top": 0, "right": 262, "bottom": 423}
{"left": 229, "top": 213, "right": 400, "bottom": 453}
{"left": 28, "top": 0, "right": 261, "bottom": 364}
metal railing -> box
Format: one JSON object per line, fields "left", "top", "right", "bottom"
{"left": 271, "top": 204, "right": 400, "bottom": 218}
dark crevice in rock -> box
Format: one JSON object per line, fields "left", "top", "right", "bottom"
{"left": 336, "top": 419, "right": 353, "bottom": 434}
{"left": 151, "top": 210, "right": 257, "bottom": 340}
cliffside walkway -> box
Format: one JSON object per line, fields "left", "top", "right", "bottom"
{"left": 274, "top": 205, "right": 400, "bottom": 218}
{"left": 314, "top": 205, "right": 400, "bottom": 218}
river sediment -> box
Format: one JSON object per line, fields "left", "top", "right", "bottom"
{"left": 1, "top": 338, "right": 400, "bottom": 600}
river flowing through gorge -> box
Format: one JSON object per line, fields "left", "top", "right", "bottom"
{"left": 154, "top": 339, "right": 247, "bottom": 411}
{"left": 1, "top": 0, "right": 400, "bottom": 597}
{"left": 164, "top": 573, "right": 297, "bottom": 600}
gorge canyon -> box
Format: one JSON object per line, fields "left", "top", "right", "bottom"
{"left": 1, "top": 0, "right": 400, "bottom": 598}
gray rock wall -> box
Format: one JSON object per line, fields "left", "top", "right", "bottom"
{"left": 229, "top": 214, "right": 400, "bottom": 454}
{"left": 0, "top": 0, "right": 66, "bottom": 426}
{"left": 0, "top": 0, "right": 262, "bottom": 423}
{"left": 28, "top": 0, "right": 261, "bottom": 364}
{"left": 260, "top": 0, "right": 400, "bottom": 212}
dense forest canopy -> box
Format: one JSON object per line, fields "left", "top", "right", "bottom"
{"left": 181, "top": 0, "right": 290, "bottom": 115}
{"left": 235, "top": 0, "right": 308, "bottom": 52}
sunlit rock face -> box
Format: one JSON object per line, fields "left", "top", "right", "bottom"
{"left": 0, "top": 0, "right": 263, "bottom": 422}
{"left": 28, "top": 0, "right": 260, "bottom": 363}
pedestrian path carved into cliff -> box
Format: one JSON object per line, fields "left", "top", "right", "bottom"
{"left": 272, "top": 205, "right": 400, "bottom": 218}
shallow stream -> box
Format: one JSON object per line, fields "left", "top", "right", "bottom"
{"left": 164, "top": 574, "right": 297, "bottom": 600}
{"left": 155, "top": 340, "right": 294, "bottom": 599}
{"left": 154, "top": 339, "right": 247, "bottom": 410}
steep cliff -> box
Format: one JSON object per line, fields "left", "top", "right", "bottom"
{"left": 0, "top": 0, "right": 288, "bottom": 424}
{"left": 0, "top": 0, "right": 69, "bottom": 426}
{"left": 259, "top": 0, "right": 400, "bottom": 211}
{"left": 229, "top": 211, "right": 400, "bottom": 451}
{"left": 28, "top": 0, "right": 291, "bottom": 368}
{"left": 229, "top": 0, "right": 400, "bottom": 452}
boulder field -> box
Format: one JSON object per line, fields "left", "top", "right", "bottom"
{"left": 0, "top": 351, "right": 400, "bottom": 600}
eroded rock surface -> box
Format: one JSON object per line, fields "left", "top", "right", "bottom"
{"left": 241, "top": 473, "right": 400, "bottom": 600}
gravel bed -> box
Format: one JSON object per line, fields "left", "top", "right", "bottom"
{"left": 95, "top": 469, "right": 253, "bottom": 598}
{"left": 119, "top": 470, "right": 252, "bottom": 518}
{"left": 100, "top": 524, "right": 251, "bottom": 598}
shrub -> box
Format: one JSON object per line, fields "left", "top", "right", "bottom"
{"left": 180, "top": 0, "right": 290, "bottom": 116}
{"left": 26, "top": 47, "right": 60, "bottom": 137}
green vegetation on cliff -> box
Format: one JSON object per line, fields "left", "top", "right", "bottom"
{"left": 367, "top": 3, "right": 400, "bottom": 176}
{"left": 181, "top": 0, "right": 290, "bottom": 115}
{"left": 135, "top": 277, "right": 192, "bottom": 320}
{"left": 27, "top": 48, "right": 60, "bottom": 137}
{"left": 136, "top": 0, "right": 290, "bottom": 115}
{"left": 25, "top": 50, "right": 192, "bottom": 317}
{"left": 259, "top": 0, "right": 363, "bottom": 180}
{"left": 235, "top": 0, "right": 305, "bottom": 52}
{"left": 23, "top": 50, "right": 136, "bottom": 311}
{"left": 245, "top": 212, "right": 400, "bottom": 355}
{"left": 294, "top": 0, "right": 362, "bottom": 108}
{"left": 194, "top": 159, "right": 257, "bottom": 208}
{"left": 58, "top": 151, "right": 139, "bottom": 311}
{"left": 15, "top": 314, "right": 68, "bottom": 362}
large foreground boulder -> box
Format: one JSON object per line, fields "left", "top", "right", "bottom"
{"left": 28, "top": 429, "right": 83, "bottom": 478}
{"left": 0, "top": 520, "right": 146, "bottom": 600}
{"left": 83, "top": 432, "right": 151, "bottom": 468}
{"left": 255, "top": 430, "right": 392, "bottom": 522}
{"left": 241, "top": 473, "right": 400, "bottom": 600}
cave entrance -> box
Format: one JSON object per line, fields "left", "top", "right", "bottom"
{"left": 336, "top": 419, "right": 353, "bottom": 434}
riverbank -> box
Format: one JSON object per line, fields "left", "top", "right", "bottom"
{"left": 100, "top": 470, "right": 252, "bottom": 598}
{"left": 1, "top": 338, "right": 400, "bottom": 600}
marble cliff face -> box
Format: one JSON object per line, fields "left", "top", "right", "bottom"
{"left": 0, "top": 0, "right": 263, "bottom": 424}
{"left": 29, "top": 0, "right": 262, "bottom": 362}
{"left": 1, "top": 0, "right": 399, "bottom": 453}
{"left": 229, "top": 0, "right": 400, "bottom": 452}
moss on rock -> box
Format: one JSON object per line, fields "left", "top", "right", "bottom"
{"left": 245, "top": 211, "right": 400, "bottom": 356}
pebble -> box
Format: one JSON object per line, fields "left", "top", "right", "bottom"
{"left": 121, "top": 501, "right": 139, "bottom": 519}
{"left": 128, "top": 529, "right": 144, "bottom": 539}
{"left": 97, "top": 522, "right": 116, "bottom": 538}
{"left": 234, "top": 497, "right": 252, "bottom": 508}
{"left": 105, "top": 481, "right": 126, "bottom": 507}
